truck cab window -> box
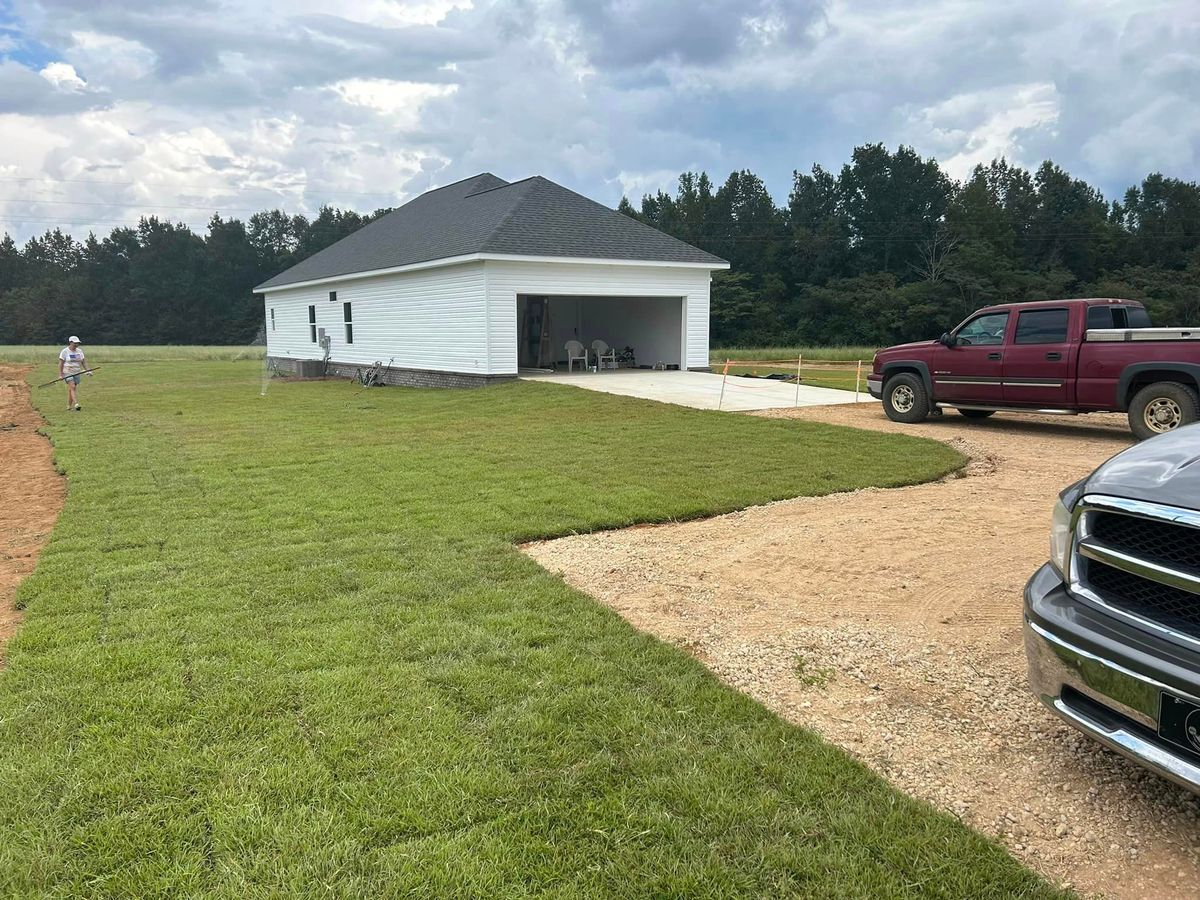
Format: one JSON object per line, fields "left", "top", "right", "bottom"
{"left": 1015, "top": 308, "right": 1069, "bottom": 344}
{"left": 1087, "top": 306, "right": 1113, "bottom": 330}
{"left": 1089, "top": 306, "right": 1153, "bottom": 329}
{"left": 956, "top": 312, "right": 1009, "bottom": 346}
{"left": 1126, "top": 307, "right": 1152, "bottom": 328}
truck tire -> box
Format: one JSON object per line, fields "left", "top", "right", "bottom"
{"left": 1128, "top": 382, "right": 1200, "bottom": 441}
{"left": 958, "top": 409, "right": 995, "bottom": 419}
{"left": 882, "top": 373, "right": 930, "bottom": 423}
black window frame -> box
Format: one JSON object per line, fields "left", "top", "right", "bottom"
{"left": 343, "top": 301, "right": 353, "bottom": 345}
{"left": 1014, "top": 308, "right": 1069, "bottom": 345}
{"left": 329, "top": 290, "right": 337, "bottom": 303}
{"left": 308, "top": 305, "right": 317, "bottom": 343}
{"left": 270, "top": 308, "right": 275, "bottom": 331}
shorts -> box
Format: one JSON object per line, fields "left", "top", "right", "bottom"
{"left": 64, "top": 373, "right": 81, "bottom": 386}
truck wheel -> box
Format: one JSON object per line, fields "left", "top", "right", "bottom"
{"left": 1128, "top": 382, "right": 1200, "bottom": 440}
{"left": 958, "top": 409, "right": 995, "bottom": 419}
{"left": 883, "top": 373, "right": 930, "bottom": 423}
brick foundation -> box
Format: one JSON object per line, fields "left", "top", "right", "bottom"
{"left": 266, "top": 356, "right": 515, "bottom": 389}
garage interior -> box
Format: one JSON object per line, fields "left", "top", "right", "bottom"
{"left": 517, "top": 294, "right": 683, "bottom": 371}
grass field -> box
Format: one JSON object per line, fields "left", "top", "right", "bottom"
{"left": 716, "top": 365, "right": 866, "bottom": 393}
{"left": 712, "top": 345, "right": 880, "bottom": 363}
{"left": 0, "top": 344, "right": 266, "bottom": 364}
{"left": 0, "top": 360, "right": 1060, "bottom": 897}
{"left": 710, "top": 348, "right": 879, "bottom": 393}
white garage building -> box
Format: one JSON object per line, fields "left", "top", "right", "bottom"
{"left": 255, "top": 173, "right": 729, "bottom": 387}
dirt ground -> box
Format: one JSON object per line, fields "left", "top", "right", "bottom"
{"left": 525, "top": 404, "right": 1200, "bottom": 899}
{"left": 0, "top": 365, "right": 65, "bottom": 665}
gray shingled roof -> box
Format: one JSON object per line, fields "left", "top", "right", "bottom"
{"left": 255, "top": 173, "right": 727, "bottom": 290}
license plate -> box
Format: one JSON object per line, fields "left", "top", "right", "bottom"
{"left": 1158, "top": 692, "right": 1200, "bottom": 758}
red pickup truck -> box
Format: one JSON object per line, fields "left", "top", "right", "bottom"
{"left": 867, "top": 298, "right": 1200, "bottom": 439}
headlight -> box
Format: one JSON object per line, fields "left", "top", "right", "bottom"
{"left": 1049, "top": 498, "right": 1072, "bottom": 576}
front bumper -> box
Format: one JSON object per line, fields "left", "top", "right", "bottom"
{"left": 866, "top": 374, "right": 882, "bottom": 399}
{"left": 1024, "top": 563, "right": 1200, "bottom": 793}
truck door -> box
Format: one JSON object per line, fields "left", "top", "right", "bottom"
{"left": 932, "top": 311, "right": 1009, "bottom": 403}
{"left": 1003, "top": 307, "right": 1073, "bottom": 407}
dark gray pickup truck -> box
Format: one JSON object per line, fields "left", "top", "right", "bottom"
{"left": 1025, "top": 424, "right": 1200, "bottom": 791}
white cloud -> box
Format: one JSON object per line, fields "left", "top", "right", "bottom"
{"left": 39, "top": 61, "right": 86, "bottom": 91}
{"left": 331, "top": 78, "right": 457, "bottom": 127}
{"left": 353, "top": 0, "right": 475, "bottom": 26}
{"left": 613, "top": 169, "right": 686, "bottom": 201}
{"left": 0, "top": 0, "right": 1195, "bottom": 240}
{"left": 913, "top": 83, "right": 1061, "bottom": 181}
{"left": 66, "top": 30, "right": 156, "bottom": 82}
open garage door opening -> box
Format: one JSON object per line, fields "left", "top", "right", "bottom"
{"left": 517, "top": 294, "right": 684, "bottom": 372}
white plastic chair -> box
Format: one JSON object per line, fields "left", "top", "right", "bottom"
{"left": 592, "top": 340, "right": 617, "bottom": 371}
{"left": 565, "top": 340, "right": 589, "bottom": 372}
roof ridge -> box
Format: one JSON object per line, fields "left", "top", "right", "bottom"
{"left": 423, "top": 172, "right": 507, "bottom": 195}
{"left": 477, "top": 179, "right": 544, "bottom": 249}
{"left": 464, "top": 175, "right": 537, "bottom": 198}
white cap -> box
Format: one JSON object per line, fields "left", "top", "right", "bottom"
{"left": 68, "top": 335, "right": 81, "bottom": 344}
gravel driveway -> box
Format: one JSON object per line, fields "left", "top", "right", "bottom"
{"left": 524, "top": 405, "right": 1200, "bottom": 899}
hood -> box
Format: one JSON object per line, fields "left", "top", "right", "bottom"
{"left": 1084, "top": 423, "right": 1200, "bottom": 510}
{"left": 877, "top": 340, "right": 938, "bottom": 355}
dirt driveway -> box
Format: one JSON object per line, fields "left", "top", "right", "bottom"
{"left": 525, "top": 405, "right": 1200, "bottom": 899}
{"left": 0, "top": 365, "right": 64, "bottom": 665}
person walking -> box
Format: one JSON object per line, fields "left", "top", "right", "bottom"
{"left": 58, "top": 336, "right": 89, "bottom": 411}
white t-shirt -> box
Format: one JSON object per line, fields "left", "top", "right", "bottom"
{"left": 59, "top": 347, "right": 86, "bottom": 374}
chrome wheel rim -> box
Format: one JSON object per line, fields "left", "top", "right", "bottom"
{"left": 1144, "top": 397, "right": 1182, "bottom": 433}
{"left": 891, "top": 384, "right": 915, "bottom": 413}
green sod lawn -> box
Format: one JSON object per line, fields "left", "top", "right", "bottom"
{"left": 0, "top": 360, "right": 1060, "bottom": 898}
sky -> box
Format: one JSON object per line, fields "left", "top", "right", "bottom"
{"left": 0, "top": 0, "right": 1197, "bottom": 242}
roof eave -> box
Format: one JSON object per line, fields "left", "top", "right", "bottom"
{"left": 256, "top": 252, "right": 729, "bottom": 293}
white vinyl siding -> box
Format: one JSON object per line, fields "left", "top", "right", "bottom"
{"left": 264, "top": 261, "right": 488, "bottom": 372}
{"left": 483, "top": 259, "right": 712, "bottom": 374}
{"left": 263, "top": 257, "right": 714, "bottom": 376}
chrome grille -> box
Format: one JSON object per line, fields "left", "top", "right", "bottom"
{"left": 1072, "top": 497, "right": 1200, "bottom": 647}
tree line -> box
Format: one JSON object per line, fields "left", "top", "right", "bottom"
{"left": 621, "top": 145, "right": 1200, "bottom": 346}
{"left": 0, "top": 206, "right": 390, "bottom": 345}
{"left": 2, "top": 144, "right": 1198, "bottom": 348}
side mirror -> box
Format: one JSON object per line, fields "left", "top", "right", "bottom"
{"left": 939, "top": 332, "right": 955, "bottom": 347}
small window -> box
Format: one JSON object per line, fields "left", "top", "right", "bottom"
{"left": 1127, "top": 307, "right": 1152, "bottom": 328}
{"left": 1015, "top": 308, "right": 1069, "bottom": 344}
{"left": 1088, "top": 305, "right": 1153, "bottom": 330}
{"left": 329, "top": 290, "right": 337, "bottom": 303}
{"left": 270, "top": 308, "right": 276, "bottom": 331}
{"left": 1087, "top": 306, "right": 1114, "bottom": 330}
{"left": 956, "top": 312, "right": 1009, "bottom": 346}
{"left": 308, "top": 305, "right": 317, "bottom": 343}
{"left": 343, "top": 301, "right": 353, "bottom": 345}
